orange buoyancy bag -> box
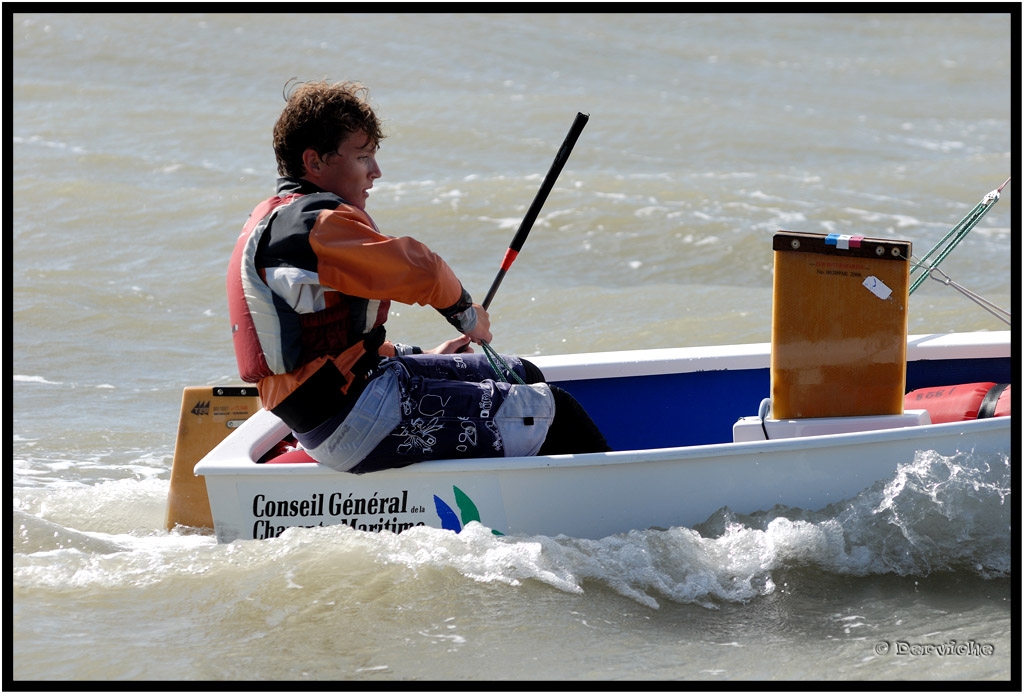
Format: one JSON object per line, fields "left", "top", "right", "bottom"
{"left": 904, "top": 382, "right": 1011, "bottom": 424}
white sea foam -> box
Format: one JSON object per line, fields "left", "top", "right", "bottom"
{"left": 13, "top": 374, "right": 63, "bottom": 385}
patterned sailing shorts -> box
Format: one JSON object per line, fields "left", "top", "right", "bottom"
{"left": 300, "top": 353, "right": 555, "bottom": 473}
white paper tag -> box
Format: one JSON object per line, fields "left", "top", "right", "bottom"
{"left": 862, "top": 275, "right": 892, "bottom": 300}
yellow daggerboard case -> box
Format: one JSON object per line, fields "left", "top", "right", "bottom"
{"left": 771, "top": 231, "right": 911, "bottom": 419}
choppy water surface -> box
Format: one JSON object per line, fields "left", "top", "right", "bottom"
{"left": 12, "top": 12, "right": 1014, "bottom": 683}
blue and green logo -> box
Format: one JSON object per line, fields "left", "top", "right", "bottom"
{"left": 433, "top": 486, "right": 503, "bottom": 535}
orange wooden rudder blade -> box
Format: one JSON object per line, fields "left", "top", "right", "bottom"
{"left": 770, "top": 231, "right": 911, "bottom": 419}
{"left": 165, "top": 386, "right": 261, "bottom": 530}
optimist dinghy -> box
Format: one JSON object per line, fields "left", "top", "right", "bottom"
{"left": 167, "top": 227, "right": 1012, "bottom": 544}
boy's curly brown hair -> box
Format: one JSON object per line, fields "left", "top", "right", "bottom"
{"left": 273, "top": 79, "right": 386, "bottom": 179}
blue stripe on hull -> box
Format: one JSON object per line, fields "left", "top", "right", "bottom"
{"left": 555, "top": 356, "right": 1012, "bottom": 453}
{"left": 555, "top": 368, "right": 769, "bottom": 451}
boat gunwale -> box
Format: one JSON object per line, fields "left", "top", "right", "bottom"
{"left": 530, "top": 330, "right": 1010, "bottom": 381}
{"left": 193, "top": 330, "right": 1012, "bottom": 478}
{"left": 194, "top": 412, "right": 1011, "bottom": 477}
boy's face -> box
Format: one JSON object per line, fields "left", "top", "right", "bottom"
{"left": 305, "top": 130, "right": 381, "bottom": 210}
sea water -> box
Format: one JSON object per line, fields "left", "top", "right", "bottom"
{"left": 11, "top": 11, "right": 1015, "bottom": 683}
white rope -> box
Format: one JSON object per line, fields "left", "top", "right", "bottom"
{"left": 921, "top": 265, "right": 1011, "bottom": 326}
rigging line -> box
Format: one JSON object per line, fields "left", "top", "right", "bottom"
{"left": 480, "top": 341, "right": 525, "bottom": 385}
{"left": 909, "top": 177, "right": 1010, "bottom": 295}
{"left": 922, "top": 265, "right": 1012, "bottom": 326}
{"left": 903, "top": 241, "right": 1011, "bottom": 325}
